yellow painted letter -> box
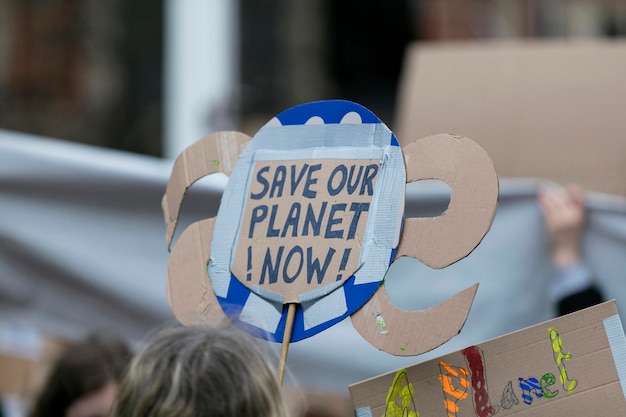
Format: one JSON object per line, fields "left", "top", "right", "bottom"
{"left": 382, "top": 369, "right": 419, "bottom": 417}
{"left": 548, "top": 327, "right": 577, "bottom": 392}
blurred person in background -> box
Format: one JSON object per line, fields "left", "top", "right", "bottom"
{"left": 539, "top": 184, "right": 604, "bottom": 316}
{"left": 28, "top": 333, "right": 131, "bottom": 417}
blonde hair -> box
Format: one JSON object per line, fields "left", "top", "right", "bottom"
{"left": 110, "top": 324, "right": 288, "bottom": 417}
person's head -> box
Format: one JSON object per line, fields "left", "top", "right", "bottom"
{"left": 29, "top": 333, "right": 132, "bottom": 417}
{"left": 111, "top": 323, "right": 288, "bottom": 417}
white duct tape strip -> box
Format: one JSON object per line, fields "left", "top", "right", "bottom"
{"left": 301, "top": 285, "right": 348, "bottom": 330}
{"left": 604, "top": 314, "right": 626, "bottom": 399}
{"left": 354, "top": 406, "right": 373, "bottom": 417}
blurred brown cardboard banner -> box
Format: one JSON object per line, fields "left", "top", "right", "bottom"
{"left": 396, "top": 40, "right": 626, "bottom": 196}
{"left": 349, "top": 300, "right": 626, "bottom": 417}
{"left": 0, "top": 334, "right": 66, "bottom": 397}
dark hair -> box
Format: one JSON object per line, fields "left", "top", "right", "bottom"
{"left": 28, "top": 333, "right": 132, "bottom": 417}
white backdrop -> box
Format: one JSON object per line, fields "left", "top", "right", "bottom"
{"left": 2, "top": 129, "right": 626, "bottom": 394}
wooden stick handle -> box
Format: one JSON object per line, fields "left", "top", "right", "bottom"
{"left": 278, "top": 303, "right": 297, "bottom": 386}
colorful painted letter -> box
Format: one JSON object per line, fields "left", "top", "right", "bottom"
{"left": 462, "top": 346, "right": 499, "bottom": 417}
{"left": 548, "top": 327, "right": 577, "bottom": 392}
{"left": 383, "top": 369, "right": 419, "bottom": 417}
{"left": 439, "top": 361, "right": 470, "bottom": 417}
{"left": 500, "top": 381, "right": 519, "bottom": 410}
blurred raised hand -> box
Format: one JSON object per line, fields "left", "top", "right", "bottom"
{"left": 538, "top": 184, "right": 586, "bottom": 268}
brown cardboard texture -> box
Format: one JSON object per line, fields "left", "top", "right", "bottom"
{"left": 0, "top": 354, "right": 32, "bottom": 395}
{"left": 350, "top": 301, "right": 626, "bottom": 417}
{"left": 167, "top": 217, "right": 228, "bottom": 326}
{"left": 231, "top": 158, "right": 378, "bottom": 303}
{"left": 162, "top": 131, "right": 250, "bottom": 325}
{"left": 351, "top": 283, "right": 478, "bottom": 356}
{"left": 162, "top": 100, "right": 497, "bottom": 353}
{"left": 351, "top": 133, "right": 497, "bottom": 356}
{"left": 0, "top": 335, "right": 67, "bottom": 396}
{"left": 162, "top": 131, "right": 251, "bottom": 250}
{"left": 395, "top": 40, "right": 626, "bottom": 196}
{"left": 395, "top": 134, "right": 498, "bottom": 270}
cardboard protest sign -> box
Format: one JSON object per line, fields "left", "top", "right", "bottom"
{"left": 207, "top": 101, "right": 408, "bottom": 343}
{"left": 350, "top": 301, "right": 626, "bottom": 417}
{"left": 162, "top": 100, "right": 498, "bottom": 373}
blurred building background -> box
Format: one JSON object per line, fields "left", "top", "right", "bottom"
{"left": 1, "top": 0, "right": 625, "bottom": 159}
{"left": 2, "top": 2, "right": 626, "bottom": 415}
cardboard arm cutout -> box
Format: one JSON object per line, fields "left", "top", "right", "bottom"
{"left": 167, "top": 218, "right": 227, "bottom": 325}
{"left": 162, "top": 131, "right": 251, "bottom": 249}
{"left": 162, "top": 131, "right": 250, "bottom": 325}
{"left": 396, "top": 134, "right": 499, "bottom": 268}
{"left": 351, "top": 134, "right": 498, "bottom": 356}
